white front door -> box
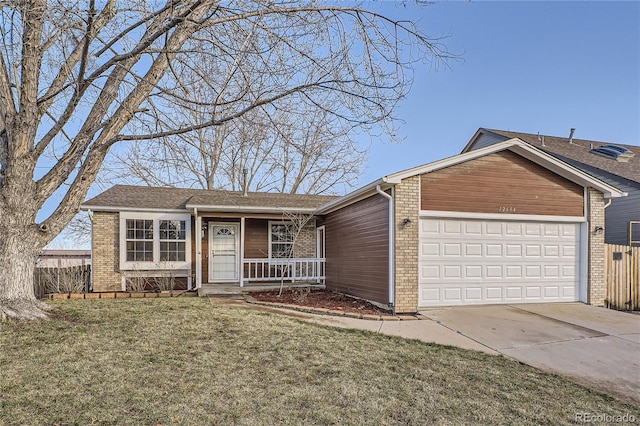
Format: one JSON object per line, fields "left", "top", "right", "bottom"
{"left": 209, "top": 223, "right": 239, "bottom": 282}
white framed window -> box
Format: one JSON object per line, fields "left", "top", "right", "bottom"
{"left": 125, "top": 219, "right": 154, "bottom": 262}
{"left": 269, "top": 221, "right": 294, "bottom": 259}
{"left": 159, "top": 219, "right": 187, "bottom": 261}
{"left": 120, "top": 212, "right": 191, "bottom": 270}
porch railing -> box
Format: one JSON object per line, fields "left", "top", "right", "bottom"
{"left": 243, "top": 258, "right": 325, "bottom": 284}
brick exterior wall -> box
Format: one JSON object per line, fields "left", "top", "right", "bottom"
{"left": 293, "top": 220, "right": 317, "bottom": 258}
{"left": 587, "top": 188, "right": 606, "bottom": 305}
{"left": 92, "top": 211, "right": 122, "bottom": 292}
{"left": 394, "top": 176, "right": 420, "bottom": 313}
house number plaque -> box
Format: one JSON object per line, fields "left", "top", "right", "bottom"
{"left": 499, "top": 206, "right": 517, "bottom": 213}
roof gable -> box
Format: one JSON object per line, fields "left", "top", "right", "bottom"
{"left": 318, "top": 139, "right": 624, "bottom": 214}
{"left": 464, "top": 128, "right": 639, "bottom": 184}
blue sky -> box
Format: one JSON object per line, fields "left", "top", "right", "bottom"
{"left": 356, "top": 1, "right": 640, "bottom": 186}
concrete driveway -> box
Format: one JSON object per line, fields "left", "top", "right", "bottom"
{"left": 421, "top": 303, "right": 640, "bottom": 404}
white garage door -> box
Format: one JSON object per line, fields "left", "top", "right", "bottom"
{"left": 418, "top": 218, "right": 581, "bottom": 307}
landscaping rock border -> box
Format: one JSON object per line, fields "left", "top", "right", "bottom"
{"left": 45, "top": 291, "right": 198, "bottom": 299}
{"left": 244, "top": 294, "right": 425, "bottom": 321}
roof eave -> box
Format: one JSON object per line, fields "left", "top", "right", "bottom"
{"left": 80, "top": 205, "right": 189, "bottom": 213}
{"left": 185, "top": 204, "right": 320, "bottom": 214}
{"left": 316, "top": 177, "right": 399, "bottom": 214}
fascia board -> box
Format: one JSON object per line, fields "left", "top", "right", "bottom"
{"left": 185, "top": 204, "right": 318, "bottom": 214}
{"left": 79, "top": 205, "right": 188, "bottom": 213}
{"left": 385, "top": 140, "right": 518, "bottom": 181}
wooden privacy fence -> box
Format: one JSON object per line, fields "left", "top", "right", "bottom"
{"left": 34, "top": 265, "right": 91, "bottom": 299}
{"left": 605, "top": 244, "right": 639, "bottom": 311}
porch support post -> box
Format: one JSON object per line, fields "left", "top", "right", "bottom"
{"left": 240, "top": 217, "right": 245, "bottom": 287}
{"left": 195, "top": 209, "right": 202, "bottom": 289}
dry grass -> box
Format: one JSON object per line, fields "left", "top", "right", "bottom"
{"left": 0, "top": 298, "right": 638, "bottom": 425}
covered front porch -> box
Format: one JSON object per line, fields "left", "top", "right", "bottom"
{"left": 192, "top": 213, "right": 326, "bottom": 291}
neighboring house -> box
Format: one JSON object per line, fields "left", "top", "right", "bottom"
{"left": 462, "top": 128, "right": 640, "bottom": 246}
{"left": 37, "top": 250, "right": 92, "bottom": 268}
{"left": 82, "top": 139, "right": 623, "bottom": 313}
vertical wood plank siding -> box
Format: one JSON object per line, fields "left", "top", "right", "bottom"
{"left": 244, "top": 219, "right": 269, "bottom": 258}
{"left": 421, "top": 151, "right": 584, "bottom": 216}
{"left": 325, "top": 194, "right": 389, "bottom": 304}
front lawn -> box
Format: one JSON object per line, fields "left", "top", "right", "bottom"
{"left": 0, "top": 298, "right": 637, "bottom": 425}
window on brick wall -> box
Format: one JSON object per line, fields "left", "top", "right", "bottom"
{"left": 120, "top": 213, "right": 191, "bottom": 270}
{"left": 269, "top": 221, "right": 294, "bottom": 258}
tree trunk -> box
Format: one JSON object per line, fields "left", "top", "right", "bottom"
{"left": 0, "top": 211, "right": 51, "bottom": 320}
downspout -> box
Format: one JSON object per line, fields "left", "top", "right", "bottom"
{"left": 194, "top": 207, "right": 201, "bottom": 290}
{"left": 376, "top": 185, "right": 395, "bottom": 314}
{"left": 88, "top": 210, "right": 94, "bottom": 292}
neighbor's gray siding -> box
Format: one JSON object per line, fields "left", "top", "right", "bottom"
{"left": 572, "top": 165, "right": 640, "bottom": 246}
{"left": 469, "top": 132, "right": 509, "bottom": 150}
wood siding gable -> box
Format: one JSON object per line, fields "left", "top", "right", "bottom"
{"left": 421, "top": 151, "right": 584, "bottom": 216}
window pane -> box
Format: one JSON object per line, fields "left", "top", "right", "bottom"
{"left": 160, "top": 240, "right": 185, "bottom": 262}
{"left": 272, "top": 243, "right": 293, "bottom": 259}
{"left": 272, "top": 223, "right": 294, "bottom": 242}
{"left": 160, "top": 220, "right": 186, "bottom": 240}
{"left": 125, "top": 229, "right": 153, "bottom": 262}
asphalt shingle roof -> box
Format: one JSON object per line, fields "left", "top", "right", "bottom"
{"left": 483, "top": 129, "right": 639, "bottom": 184}
{"left": 81, "top": 185, "right": 337, "bottom": 212}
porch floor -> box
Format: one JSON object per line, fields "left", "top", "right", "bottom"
{"left": 198, "top": 282, "right": 325, "bottom": 296}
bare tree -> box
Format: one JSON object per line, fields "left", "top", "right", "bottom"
{"left": 0, "top": 1, "right": 451, "bottom": 319}
{"left": 107, "top": 104, "right": 366, "bottom": 195}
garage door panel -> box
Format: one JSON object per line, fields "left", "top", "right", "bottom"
{"left": 466, "top": 244, "right": 482, "bottom": 256}
{"left": 466, "top": 265, "right": 482, "bottom": 278}
{"left": 465, "top": 222, "right": 482, "bottom": 234}
{"left": 421, "top": 265, "right": 439, "bottom": 279}
{"left": 444, "top": 265, "right": 462, "bottom": 278}
{"left": 443, "top": 243, "right": 462, "bottom": 256}
{"left": 525, "top": 245, "right": 541, "bottom": 257}
{"left": 525, "top": 286, "right": 541, "bottom": 298}
{"left": 444, "top": 220, "right": 462, "bottom": 234}
{"left": 506, "top": 265, "right": 522, "bottom": 278}
{"left": 444, "top": 288, "right": 462, "bottom": 301}
{"left": 486, "top": 244, "right": 502, "bottom": 256}
{"left": 506, "top": 223, "right": 522, "bottom": 235}
{"left": 486, "top": 287, "right": 503, "bottom": 300}
{"left": 418, "top": 218, "right": 581, "bottom": 307}
{"left": 421, "top": 242, "right": 439, "bottom": 256}
{"left": 466, "top": 287, "right": 482, "bottom": 300}
{"left": 544, "top": 286, "right": 560, "bottom": 298}
{"left": 506, "top": 287, "right": 523, "bottom": 299}
{"left": 485, "top": 222, "right": 502, "bottom": 235}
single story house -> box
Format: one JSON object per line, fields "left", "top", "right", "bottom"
{"left": 463, "top": 128, "right": 639, "bottom": 246}
{"left": 82, "top": 138, "right": 624, "bottom": 313}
